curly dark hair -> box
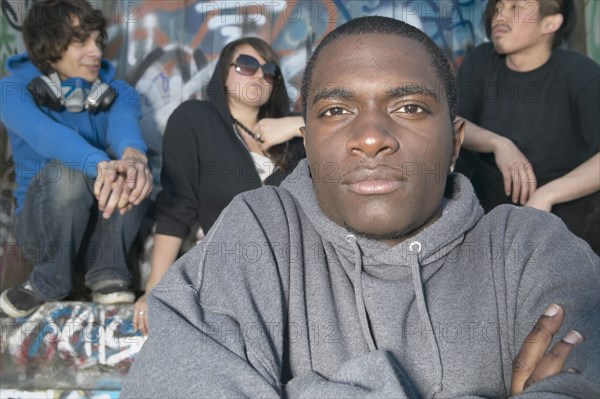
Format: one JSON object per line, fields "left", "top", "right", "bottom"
{"left": 23, "top": 0, "right": 107, "bottom": 74}
{"left": 301, "top": 16, "right": 458, "bottom": 123}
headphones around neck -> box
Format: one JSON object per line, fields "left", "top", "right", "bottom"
{"left": 27, "top": 72, "right": 115, "bottom": 113}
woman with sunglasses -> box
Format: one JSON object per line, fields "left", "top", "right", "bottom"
{"left": 133, "top": 37, "right": 305, "bottom": 335}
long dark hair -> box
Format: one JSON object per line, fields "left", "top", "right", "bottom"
{"left": 214, "top": 37, "right": 294, "bottom": 171}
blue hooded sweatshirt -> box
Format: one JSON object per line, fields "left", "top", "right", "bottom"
{"left": 0, "top": 53, "right": 147, "bottom": 213}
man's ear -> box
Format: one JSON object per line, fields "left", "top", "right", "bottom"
{"left": 543, "top": 13, "right": 564, "bottom": 34}
{"left": 451, "top": 117, "right": 465, "bottom": 165}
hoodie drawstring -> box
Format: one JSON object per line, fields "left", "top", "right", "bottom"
{"left": 346, "top": 234, "right": 377, "bottom": 351}
{"left": 409, "top": 241, "right": 444, "bottom": 398}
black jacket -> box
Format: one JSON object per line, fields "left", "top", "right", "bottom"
{"left": 154, "top": 63, "right": 305, "bottom": 238}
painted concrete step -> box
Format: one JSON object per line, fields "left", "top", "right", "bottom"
{"left": 1, "top": 389, "right": 120, "bottom": 399}
{"left": 1, "top": 302, "right": 144, "bottom": 393}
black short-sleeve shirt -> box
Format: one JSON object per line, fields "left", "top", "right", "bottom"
{"left": 458, "top": 43, "right": 600, "bottom": 184}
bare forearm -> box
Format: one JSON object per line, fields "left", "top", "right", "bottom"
{"left": 255, "top": 116, "right": 305, "bottom": 150}
{"left": 146, "top": 233, "right": 183, "bottom": 291}
{"left": 458, "top": 117, "right": 537, "bottom": 204}
{"left": 459, "top": 117, "right": 512, "bottom": 154}
{"left": 535, "top": 153, "right": 600, "bottom": 206}
{"left": 283, "top": 116, "right": 305, "bottom": 139}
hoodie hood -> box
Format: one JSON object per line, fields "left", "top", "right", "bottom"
{"left": 5, "top": 52, "right": 115, "bottom": 83}
{"left": 206, "top": 57, "right": 234, "bottom": 128}
{"left": 281, "top": 159, "right": 484, "bottom": 266}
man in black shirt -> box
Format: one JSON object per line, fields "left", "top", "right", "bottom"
{"left": 457, "top": 0, "right": 599, "bottom": 253}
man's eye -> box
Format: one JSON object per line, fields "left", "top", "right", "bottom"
{"left": 399, "top": 104, "right": 423, "bottom": 114}
{"left": 322, "top": 107, "right": 349, "bottom": 117}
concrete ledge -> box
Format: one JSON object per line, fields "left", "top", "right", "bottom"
{"left": 1, "top": 302, "right": 144, "bottom": 392}
{"left": 1, "top": 389, "right": 120, "bottom": 398}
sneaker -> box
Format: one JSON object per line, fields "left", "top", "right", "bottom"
{"left": 92, "top": 286, "right": 135, "bottom": 305}
{"left": 0, "top": 282, "right": 44, "bottom": 318}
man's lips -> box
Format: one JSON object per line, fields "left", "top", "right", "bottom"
{"left": 342, "top": 167, "right": 408, "bottom": 195}
{"left": 349, "top": 180, "right": 404, "bottom": 194}
{"left": 492, "top": 24, "right": 510, "bottom": 36}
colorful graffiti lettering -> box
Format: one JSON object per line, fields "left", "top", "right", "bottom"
{"left": 1, "top": 302, "right": 144, "bottom": 391}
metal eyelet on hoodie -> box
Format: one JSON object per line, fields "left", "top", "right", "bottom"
{"left": 409, "top": 241, "right": 422, "bottom": 253}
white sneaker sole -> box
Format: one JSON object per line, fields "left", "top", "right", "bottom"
{"left": 0, "top": 290, "right": 40, "bottom": 318}
{"left": 92, "top": 291, "right": 135, "bottom": 305}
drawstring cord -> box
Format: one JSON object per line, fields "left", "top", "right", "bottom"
{"left": 346, "top": 234, "right": 377, "bottom": 352}
{"left": 344, "top": 236, "right": 444, "bottom": 397}
{"left": 409, "top": 241, "right": 443, "bottom": 398}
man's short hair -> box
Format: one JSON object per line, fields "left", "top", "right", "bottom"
{"left": 300, "top": 16, "right": 458, "bottom": 122}
{"left": 483, "top": 0, "right": 576, "bottom": 49}
{"left": 23, "top": 0, "right": 107, "bottom": 75}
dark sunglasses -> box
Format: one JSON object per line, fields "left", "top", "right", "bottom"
{"left": 230, "top": 54, "right": 281, "bottom": 84}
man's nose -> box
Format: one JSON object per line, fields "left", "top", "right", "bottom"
{"left": 345, "top": 110, "right": 400, "bottom": 158}
{"left": 87, "top": 40, "right": 102, "bottom": 58}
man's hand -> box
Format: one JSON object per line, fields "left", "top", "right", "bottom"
{"left": 492, "top": 136, "right": 537, "bottom": 205}
{"left": 119, "top": 148, "right": 153, "bottom": 207}
{"left": 94, "top": 159, "right": 126, "bottom": 218}
{"left": 94, "top": 148, "right": 152, "bottom": 219}
{"left": 511, "top": 304, "right": 584, "bottom": 395}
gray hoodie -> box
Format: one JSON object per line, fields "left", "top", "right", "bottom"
{"left": 122, "top": 160, "right": 599, "bottom": 398}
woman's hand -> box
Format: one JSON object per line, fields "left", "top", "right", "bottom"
{"left": 254, "top": 116, "right": 304, "bottom": 150}
{"left": 133, "top": 293, "right": 150, "bottom": 336}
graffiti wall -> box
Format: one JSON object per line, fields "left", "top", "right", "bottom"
{"left": 105, "top": 0, "right": 487, "bottom": 164}
{"left": 2, "top": 0, "right": 597, "bottom": 177}
{"left": 1, "top": 0, "right": 598, "bottom": 163}
{"left": 1, "top": 302, "right": 143, "bottom": 393}
{"left": 0, "top": 0, "right": 488, "bottom": 154}
{"left": 1, "top": 0, "right": 491, "bottom": 295}
{"left": 586, "top": 0, "right": 600, "bottom": 62}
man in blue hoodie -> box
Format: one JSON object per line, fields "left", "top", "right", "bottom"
{"left": 122, "top": 16, "right": 598, "bottom": 398}
{"left": 0, "top": 0, "right": 152, "bottom": 318}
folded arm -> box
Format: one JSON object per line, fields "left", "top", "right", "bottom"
{"left": 459, "top": 117, "right": 537, "bottom": 205}
{"left": 526, "top": 153, "right": 600, "bottom": 212}
{"left": 504, "top": 211, "right": 600, "bottom": 397}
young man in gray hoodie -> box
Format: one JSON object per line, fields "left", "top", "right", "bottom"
{"left": 122, "top": 16, "right": 599, "bottom": 398}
